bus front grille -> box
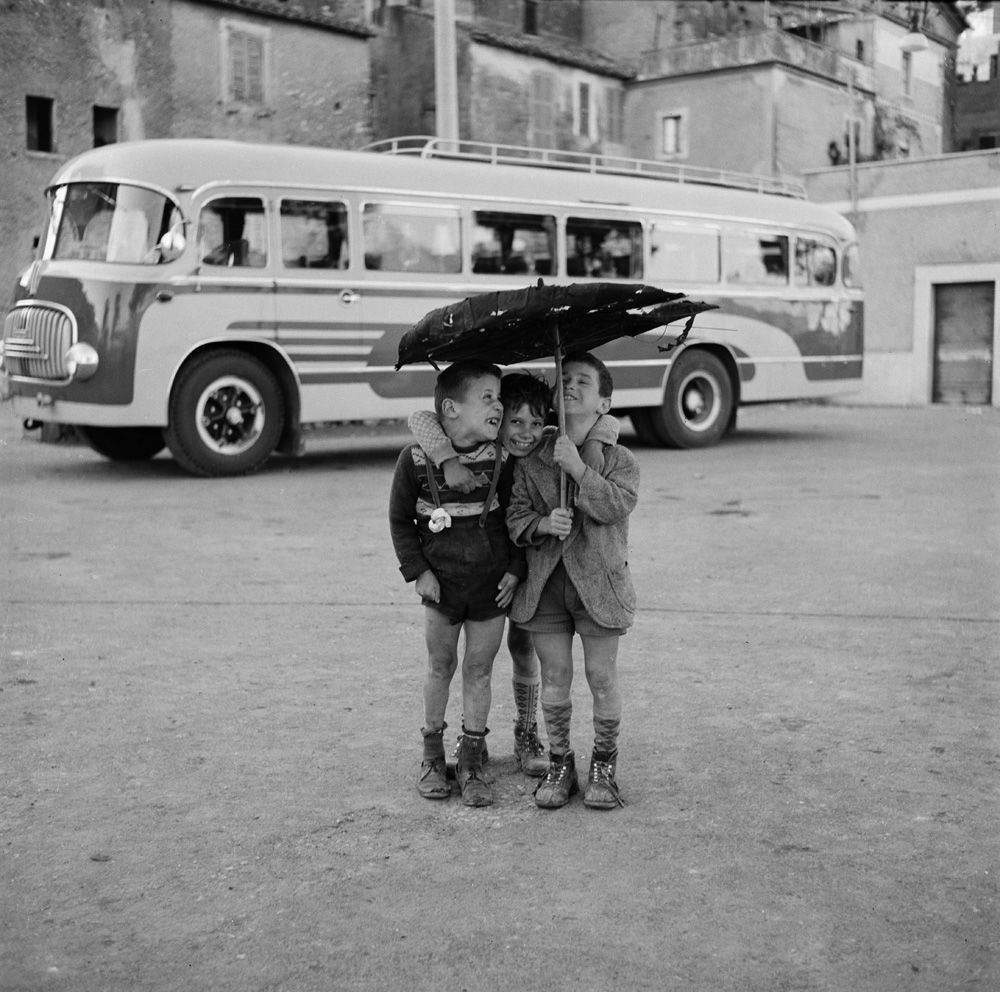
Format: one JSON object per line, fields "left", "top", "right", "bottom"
{"left": 2, "top": 302, "right": 75, "bottom": 381}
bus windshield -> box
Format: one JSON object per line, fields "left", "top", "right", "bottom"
{"left": 46, "top": 182, "right": 181, "bottom": 264}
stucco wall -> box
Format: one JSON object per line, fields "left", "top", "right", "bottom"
{"left": 628, "top": 69, "right": 773, "bottom": 174}
{"left": 170, "top": 2, "right": 370, "bottom": 147}
{"left": 804, "top": 151, "right": 1000, "bottom": 405}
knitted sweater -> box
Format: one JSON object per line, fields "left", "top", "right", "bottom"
{"left": 388, "top": 439, "right": 526, "bottom": 584}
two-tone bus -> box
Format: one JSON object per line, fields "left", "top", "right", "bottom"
{"left": 0, "top": 137, "right": 863, "bottom": 476}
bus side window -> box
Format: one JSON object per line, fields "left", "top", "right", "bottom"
{"left": 280, "top": 199, "right": 348, "bottom": 269}
{"left": 795, "top": 238, "right": 837, "bottom": 287}
{"left": 566, "top": 218, "right": 643, "bottom": 279}
{"left": 723, "top": 232, "right": 788, "bottom": 285}
{"left": 363, "top": 203, "right": 461, "bottom": 273}
{"left": 199, "top": 197, "right": 267, "bottom": 268}
{"left": 472, "top": 211, "right": 556, "bottom": 277}
{"left": 648, "top": 225, "right": 720, "bottom": 283}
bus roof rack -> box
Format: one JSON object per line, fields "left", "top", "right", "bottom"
{"left": 362, "top": 135, "right": 807, "bottom": 199}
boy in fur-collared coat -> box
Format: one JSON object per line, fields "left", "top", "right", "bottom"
{"left": 506, "top": 352, "right": 638, "bottom": 810}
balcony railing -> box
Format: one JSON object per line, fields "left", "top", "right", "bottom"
{"left": 638, "top": 29, "right": 874, "bottom": 92}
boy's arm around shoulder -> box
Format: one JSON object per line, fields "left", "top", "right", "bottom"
{"left": 387, "top": 446, "right": 433, "bottom": 582}
{"left": 575, "top": 444, "right": 639, "bottom": 523}
{"left": 407, "top": 409, "right": 459, "bottom": 467}
{"left": 586, "top": 413, "right": 620, "bottom": 446}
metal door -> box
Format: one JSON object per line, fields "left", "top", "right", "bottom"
{"left": 932, "top": 282, "right": 994, "bottom": 404}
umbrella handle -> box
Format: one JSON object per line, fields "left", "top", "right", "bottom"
{"left": 552, "top": 322, "right": 568, "bottom": 511}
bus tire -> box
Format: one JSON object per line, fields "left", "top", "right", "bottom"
{"left": 626, "top": 409, "right": 663, "bottom": 446}
{"left": 76, "top": 425, "right": 166, "bottom": 461}
{"left": 649, "top": 350, "right": 734, "bottom": 449}
{"left": 165, "top": 351, "right": 285, "bottom": 477}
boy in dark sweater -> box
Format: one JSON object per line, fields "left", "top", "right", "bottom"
{"left": 388, "top": 360, "right": 525, "bottom": 806}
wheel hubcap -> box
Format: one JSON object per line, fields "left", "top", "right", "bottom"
{"left": 196, "top": 376, "right": 265, "bottom": 455}
{"left": 678, "top": 372, "right": 721, "bottom": 431}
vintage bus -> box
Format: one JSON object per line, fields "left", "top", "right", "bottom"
{"left": 0, "top": 137, "right": 863, "bottom": 476}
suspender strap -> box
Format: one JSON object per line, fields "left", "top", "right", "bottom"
{"left": 478, "top": 444, "right": 504, "bottom": 528}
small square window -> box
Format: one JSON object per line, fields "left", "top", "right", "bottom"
{"left": 93, "top": 105, "right": 118, "bottom": 147}
{"left": 26, "top": 95, "right": 54, "bottom": 152}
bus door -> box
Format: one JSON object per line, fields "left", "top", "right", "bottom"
{"left": 271, "top": 192, "right": 374, "bottom": 421}
{"left": 171, "top": 190, "right": 277, "bottom": 353}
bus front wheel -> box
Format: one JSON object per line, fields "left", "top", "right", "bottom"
{"left": 645, "top": 350, "right": 734, "bottom": 449}
{"left": 77, "top": 425, "right": 166, "bottom": 462}
{"left": 166, "top": 351, "right": 285, "bottom": 477}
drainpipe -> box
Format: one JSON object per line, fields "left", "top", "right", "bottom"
{"left": 434, "top": 0, "right": 459, "bottom": 141}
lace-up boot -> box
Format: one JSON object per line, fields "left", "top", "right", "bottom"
{"left": 533, "top": 751, "right": 578, "bottom": 809}
{"left": 583, "top": 750, "right": 625, "bottom": 809}
{"left": 455, "top": 728, "right": 493, "bottom": 807}
{"left": 513, "top": 722, "right": 548, "bottom": 777}
{"left": 418, "top": 725, "right": 450, "bottom": 800}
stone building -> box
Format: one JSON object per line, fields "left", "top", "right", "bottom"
{"left": 1, "top": 0, "right": 372, "bottom": 295}
{"left": 3, "top": 0, "right": 995, "bottom": 409}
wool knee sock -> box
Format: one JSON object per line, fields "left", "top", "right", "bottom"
{"left": 592, "top": 714, "right": 620, "bottom": 758}
{"left": 541, "top": 699, "right": 572, "bottom": 755}
{"left": 512, "top": 674, "right": 540, "bottom": 732}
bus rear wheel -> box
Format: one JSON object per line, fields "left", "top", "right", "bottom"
{"left": 644, "top": 350, "right": 734, "bottom": 449}
{"left": 76, "top": 425, "right": 166, "bottom": 462}
{"left": 165, "top": 351, "right": 284, "bottom": 477}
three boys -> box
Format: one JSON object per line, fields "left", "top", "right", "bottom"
{"left": 389, "top": 353, "right": 638, "bottom": 809}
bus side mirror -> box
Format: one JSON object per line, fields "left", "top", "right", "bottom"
{"left": 158, "top": 228, "right": 187, "bottom": 263}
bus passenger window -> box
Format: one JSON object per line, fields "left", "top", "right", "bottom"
{"left": 472, "top": 211, "right": 556, "bottom": 277}
{"left": 723, "top": 232, "right": 788, "bottom": 285}
{"left": 280, "top": 200, "right": 348, "bottom": 269}
{"left": 363, "top": 203, "right": 461, "bottom": 273}
{"left": 566, "top": 219, "right": 642, "bottom": 279}
{"left": 648, "top": 225, "right": 719, "bottom": 283}
{"left": 198, "top": 197, "right": 267, "bottom": 268}
{"left": 795, "top": 238, "right": 836, "bottom": 287}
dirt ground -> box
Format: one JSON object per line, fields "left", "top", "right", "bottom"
{"left": 1, "top": 402, "right": 998, "bottom": 992}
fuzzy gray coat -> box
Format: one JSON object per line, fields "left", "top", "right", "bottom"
{"left": 506, "top": 433, "right": 638, "bottom": 630}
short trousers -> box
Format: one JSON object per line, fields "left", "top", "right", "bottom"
{"left": 421, "top": 523, "right": 509, "bottom": 624}
{"left": 517, "top": 560, "right": 627, "bottom": 638}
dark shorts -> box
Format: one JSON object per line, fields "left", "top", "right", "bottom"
{"left": 517, "top": 560, "right": 627, "bottom": 638}
{"left": 422, "top": 522, "right": 510, "bottom": 624}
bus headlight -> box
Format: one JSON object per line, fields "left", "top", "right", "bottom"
{"left": 64, "top": 342, "right": 99, "bottom": 381}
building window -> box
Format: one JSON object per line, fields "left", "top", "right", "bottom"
{"left": 93, "top": 106, "right": 118, "bottom": 147}
{"left": 26, "top": 95, "right": 54, "bottom": 152}
{"left": 661, "top": 112, "right": 684, "bottom": 157}
{"left": 606, "top": 88, "right": 625, "bottom": 144}
{"left": 978, "top": 134, "right": 998, "bottom": 149}
{"left": 222, "top": 20, "right": 269, "bottom": 106}
{"left": 576, "top": 82, "right": 592, "bottom": 139}
{"left": 530, "top": 71, "right": 555, "bottom": 148}
{"left": 524, "top": 0, "right": 538, "bottom": 35}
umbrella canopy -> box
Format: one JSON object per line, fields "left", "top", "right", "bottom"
{"left": 395, "top": 281, "right": 717, "bottom": 370}
{"left": 396, "top": 280, "right": 719, "bottom": 508}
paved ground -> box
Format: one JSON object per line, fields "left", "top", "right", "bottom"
{"left": 1, "top": 400, "right": 997, "bottom": 992}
